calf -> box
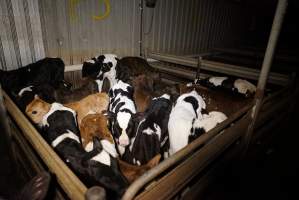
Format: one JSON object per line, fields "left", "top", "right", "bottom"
{"left": 82, "top": 54, "right": 119, "bottom": 92}
{"left": 118, "top": 154, "right": 161, "bottom": 183}
{"left": 123, "top": 94, "right": 173, "bottom": 165}
{"left": 64, "top": 92, "right": 109, "bottom": 127}
{"left": 189, "top": 111, "right": 227, "bottom": 143}
{"left": 132, "top": 74, "right": 154, "bottom": 112}
{"left": 168, "top": 90, "right": 206, "bottom": 155}
{"left": 118, "top": 56, "right": 160, "bottom": 79}
{"left": 80, "top": 113, "right": 114, "bottom": 149}
{"left": 54, "top": 78, "right": 99, "bottom": 104}
{"left": 179, "top": 83, "right": 253, "bottom": 116}
{"left": 15, "top": 84, "right": 56, "bottom": 111}
{"left": 107, "top": 80, "right": 137, "bottom": 156}
{"left": 26, "top": 93, "right": 109, "bottom": 128}
{"left": 119, "top": 56, "right": 161, "bottom": 91}
{"left": 197, "top": 76, "right": 256, "bottom": 97}
{"left": 27, "top": 101, "right": 129, "bottom": 198}
{"left": 0, "top": 57, "right": 65, "bottom": 94}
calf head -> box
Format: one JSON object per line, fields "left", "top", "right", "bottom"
{"left": 80, "top": 137, "right": 129, "bottom": 198}
{"left": 82, "top": 60, "right": 103, "bottom": 79}
{"left": 16, "top": 85, "right": 56, "bottom": 111}
{"left": 132, "top": 74, "right": 154, "bottom": 92}
{"left": 183, "top": 90, "right": 207, "bottom": 118}
{"left": 104, "top": 111, "right": 140, "bottom": 148}
{"left": 80, "top": 113, "right": 114, "bottom": 147}
{"left": 25, "top": 95, "right": 51, "bottom": 125}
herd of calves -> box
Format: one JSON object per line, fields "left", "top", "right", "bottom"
{"left": 0, "top": 54, "right": 256, "bottom": 199}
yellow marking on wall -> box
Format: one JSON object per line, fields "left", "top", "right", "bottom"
{"left": 69, "top": 0, "right": 111, "bottom": 21}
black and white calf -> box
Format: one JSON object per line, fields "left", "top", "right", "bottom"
{"left": 106, "top": 80, "right": 136, "bottom": 156}
{"left": 40, "top": 103, "right": 128, "bottom": 198}
{"left": 168, "top": 90, "right": 206, "bottom": 155}
{"left": 123, "top": 94, "right": 173, "bottom": 165}
{"left": 196, "top": 76, "right": 256, "bottom": 97}
{"left": 82, "top": 54, "right": 120, "bottom": 92}
{"left": 188, "top": 111, "right": 227, "bottom": 143}
{"left": 15, "top": 84, "right": 56, "bottom": 111}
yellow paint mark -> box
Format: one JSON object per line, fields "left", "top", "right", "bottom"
{"left": 69, "top": 0, "right": 111, "bottom": 21}
{"left": 93, "top": 0, "right": 111, "bottom": 20}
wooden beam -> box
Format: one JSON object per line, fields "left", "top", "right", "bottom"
{"left": 2, "top": 90, "right": 87, "bottom": 200}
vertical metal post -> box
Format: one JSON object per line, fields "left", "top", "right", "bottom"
{"left": 195, "top": 56, "right": 203, "bottom": 80}
{"left": 243, "top": 0, "right": 288, "bottom": 155}
{"left": 139, "top": 0, "right": 144, "bottom": 57}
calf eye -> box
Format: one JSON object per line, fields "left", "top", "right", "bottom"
{"left": 32, "top": 111, "right": 37, "bottom": 115}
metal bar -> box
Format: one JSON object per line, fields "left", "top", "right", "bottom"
{"left": 195, "top": 56, "right": 202, "bottom": 80}
{"left": 213, "top": 47, "right": 299, "bottom": 64}
{"left": 139, "top": 0, "right": 144, "bottom": 57}
{"left": 243, "top": 0, "right": 288, "bottom": 156}
{"left": 150, "top": 62, "right": 210, "bottom": 80}
{"left": 148, "top": 52, "right": 289, "bottom": 85}
{"left": 122, "top": 103, "right": 252, "bottom": 200}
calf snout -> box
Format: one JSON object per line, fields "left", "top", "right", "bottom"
{"left": 119, "top": 130, "right": 130, "bottom": 147}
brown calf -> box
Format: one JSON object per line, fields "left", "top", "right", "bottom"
{"left": 132, "top": 74, "right": 154, "bottom": 112}
{"left": 79, "top": 113, "right": 114, "bottom": 148}
{"left": 64, "top": 92, "right": 109, "bottom": 127}
{"left": 26, "top": 93, "right": 109, "bottom": 128}
{"left": 118, "top": 154, "right": 161, "bottom": 183}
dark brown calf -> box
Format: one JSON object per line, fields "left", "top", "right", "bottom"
{"left": 132, "top": 74, "right": 154, "bottom": 112}
{"left": 54, "top": 78, "right": 99, "bottom": 104}
{"left": 118, "top": 154, "right": 161, "bottom": 183}
{"left": 179, "top": 83, "right": 253, "bottom": 116}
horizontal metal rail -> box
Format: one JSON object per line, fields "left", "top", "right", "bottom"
{"left": 148, "top": 52, "right": 289, "bottom": 85}
{"left": 213, "top": 47, "right": 299, "bottom": 63}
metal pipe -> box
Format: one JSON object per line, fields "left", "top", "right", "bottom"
{"left": 122, "top": 104, "right": 252, "bottom": 200}
{"left": 195, "top": 56, "right": 202, "bottom": 80}
{"left": 139, "top": 0, "right": 144, "bottom": 57}
{"left": 242, "top": 0, "right": 288, "bottom": 156}
{"left": 148, "top": 52, "right": 289, "bottom": 85}
{"left": 213, "top": 47, "right": 299, "bottom": 64}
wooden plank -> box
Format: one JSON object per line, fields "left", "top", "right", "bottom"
{"left": 2, "top": 90, "right": 87, "bottom": 200}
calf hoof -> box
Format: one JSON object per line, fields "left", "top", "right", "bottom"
{"left": 85, "top": 186, "right": 106, "bottom": 200}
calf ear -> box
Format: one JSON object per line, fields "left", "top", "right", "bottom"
{"left": 82, "top": 62, "right": 93, "bottom": 77}
{"left": 102, "top": 110, "right": 116, "bottom": 119}
{"left": 92, "top": 136, "right": 103, "bottom": 152}
{"left": 127, "top": 85, "right": 134, "bottom": 95}
{"left": 132, "top": 112, "right": 144, "bottom": 122}
{"left": 97, "top": 55, "right": 105, "bottom": 63}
